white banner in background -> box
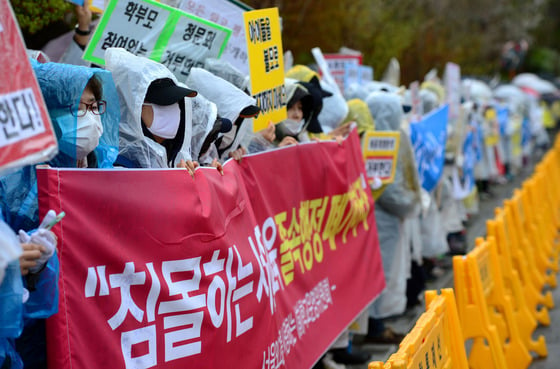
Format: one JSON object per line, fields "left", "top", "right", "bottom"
{"left": 179, "top": 0, "right": 252, "bottom": 74}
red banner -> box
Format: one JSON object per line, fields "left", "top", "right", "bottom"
{"left": 0, "top": 0, "right": 57, "bottom": 172}
{"left": 38, "top": 131, "right": 384, "bottom": 369}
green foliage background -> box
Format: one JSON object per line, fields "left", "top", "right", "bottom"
{"left": 8, "top": 0, "right": 560, "bottom": 81}
{"left": 10, "top": 0, "right": 73, "bottom": 34}
{"left": 246, "top": 0, "right": 560, "bottom": 83}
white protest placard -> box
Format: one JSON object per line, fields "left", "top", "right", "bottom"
{"left": 311, "top": 47, "right": 342, "bottom": 96}
{"left": 358, "top": 65, "right": 373, "bottom": 83}
{"left": 444, "top": 62, "right": 461, "bottom": 121}
{"left": 83, "top": 0, "right": 231, "bottom": 81}
{"left": 344, "top": 62, "right": 360, "bottom": 90}
{"left": 159, "top": 15, "right": 231, "bottom": 80}
{"left": 321, "top": 53, "right": 362, "bottom": 93}
{"left": 0, "top": 0, "right": 58, "bottom": 172}
{"left": 179, "top": 0, "right": 252, "bottom": 75}
{"left": 409, "top": 80, "right": 422, "bottom": 122}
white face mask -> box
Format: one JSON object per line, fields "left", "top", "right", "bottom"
{"left": 146, "top": 103, "right": 181, "bottom": 139}
{"left": 281, "top": 119, "right": 305, "bottom": 136}
{"left": 75, "top": 111, "right": 103, "bottom": 160}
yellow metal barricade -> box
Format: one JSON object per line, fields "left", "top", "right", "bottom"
{"left": 368, "top": 289, "right": 468, "bottom": 369}
{"left": 519, "top": 182, "right": 558, "bottom": 286}
{"left": 503, "top": 198, "right": 554, "bottom": 316}
{"left": 508, "top": 190, "right": 555, "bottom": 291}
{"left": 453, "top": 237, "right": 531, "bottom": 369}
{"left": 487, "top": 213, "right": 548, "bottom": 356}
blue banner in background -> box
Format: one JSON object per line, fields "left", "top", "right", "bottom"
{"left": 522, "top": 116, "right": 531, "bottom": 147}
{"left": 67, "top": 0, "right": 85, "bottom": 5}
{"left": 409, "top": 105, "right": 449, "bottom": 192}
{"left": 497, "top": 107, "right": 509, "bottom": 136}
{"left": 460, "top": 125, "right": 480, "bottom": 194}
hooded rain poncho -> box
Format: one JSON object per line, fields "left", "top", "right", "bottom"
{"left": 366, "top": 92, "right": 422, "bottom": 318}
{"left": 0, "top": 60, "right": 119, "bottom": 231}
{"left": 105, "top": 47, "right": 194, "bottom": 168}
{"left": 187, "top": 67, "right": 257, "bottom": 161}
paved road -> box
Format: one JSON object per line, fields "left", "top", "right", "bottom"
{"left": 345, "top": 151, "right": 560, "bottom": 369}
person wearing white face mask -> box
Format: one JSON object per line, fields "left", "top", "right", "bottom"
{"left": 0, "top": 60, "right": 120, "bottom": 369}
{"left": 137, "top": 77, "right": 197, "bottom": 171}
{"left": 70, "top": 76, "right": 106, "bottom": 167}
{"left": 274, "top": 79, "right": 315, "bottom": 147}
{"left": 246, "top": 78, "right": 316, "bottom": 153}
{"left": 106, "top": 48, "right": 202, "bottom": 172}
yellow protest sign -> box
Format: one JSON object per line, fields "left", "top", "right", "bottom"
{"left": 362, "top": 130, "right": 400, "bottom": 185}
{"left": 484, "top": 108, "right": 499, "bottom": 146}
{"left": 243, "top": 8, "right": 287, "bottom": 132}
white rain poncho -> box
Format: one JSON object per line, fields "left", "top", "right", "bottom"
{"left": 190, "top": 94, "right": 219, "bottom": 163}
{"left": 419, "top": 188, "right": 448, "bottom": 258}
{"left": 419, "top": 89, "right": 439, "bottom": 114}
{"left": 494, "top": 84, "right": 534, "bottom": 160}
{"left": 470, "top": 102, "right": 497, "bottom": 181}
{"left": 462, "top": 78, "right": 493, "bottom": 106}
{"left": 513, "top": 73, "right": 559, "bottom": 95}
{"left": 366, "top": 92, "right": 422, "bottom": 319}
{"left": 318, "top": 80, "right": 348, "bottom": 133}
{"left": 187, "top": 67, "right": 257, "bottom": 161}
{"left": 204, "top": 58, "right": 250, "bottom": 92}
{"left": 511, "top": 74, "right": 555, "bottom": 148}
{"left": 105, "top": 48, "right": 194, "bottom": 168}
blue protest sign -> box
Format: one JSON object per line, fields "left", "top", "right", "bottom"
{"left": 522, "top": 116, "right": 531, "bottom": 147}
{"left": 410, "top": 105, "right": 448, "bottom": 192}
{"left": 497, "top": 107, "right": 509, "bottom": 136}
{"left": 461, "top": 126, "right": 478, "bottom": 193}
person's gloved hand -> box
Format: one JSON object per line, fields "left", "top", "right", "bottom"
{"left": 370, "top": 176, "right": 383, "bottom": 190}
{"left": 18, "top": 210, "right": 58, "bottom": 274}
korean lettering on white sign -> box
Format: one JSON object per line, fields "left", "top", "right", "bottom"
{"left": 0, "top": 88, "right": 46, "bottom": 148}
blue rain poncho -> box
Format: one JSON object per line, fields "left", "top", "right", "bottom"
{"left": 0, "top": 218, "right": 23, "bottom": 369}
{"left": 0, "top": 61, "right": 119, "bottom": 368}
{"left": 0, "top": 61, "right": 119, "bottom": 231}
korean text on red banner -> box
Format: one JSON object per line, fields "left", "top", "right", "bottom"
{"left": 40, "top": 130, "right": 385, "bottom": 369}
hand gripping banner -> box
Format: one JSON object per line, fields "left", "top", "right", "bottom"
{"left": 38, "top": 131, "right": 385, "bottom": 369}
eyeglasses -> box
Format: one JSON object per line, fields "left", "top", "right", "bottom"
{"left": 69, "top": 100, "right": 107, "bottom": 117}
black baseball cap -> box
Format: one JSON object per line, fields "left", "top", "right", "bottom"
{"left": 145, "top": 78, "right": 197, "bottom": 105}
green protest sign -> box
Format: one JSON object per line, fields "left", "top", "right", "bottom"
{"left": 83, "top": 0, "right": 231, "bottom": 81}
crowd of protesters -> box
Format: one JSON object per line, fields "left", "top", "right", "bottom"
{"left": 1, "top": 2, "right": 560, "bottom": 369}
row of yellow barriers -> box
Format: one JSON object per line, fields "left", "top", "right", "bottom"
{"left": 369, "top": 137, "right": 560, "bottom": 369}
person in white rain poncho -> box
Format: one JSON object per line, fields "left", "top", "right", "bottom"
{"left": 187, "top": 67, "right": 260, "bottom": 163}
{"left": 105, "top": 48, "right": 199, "bottom": 170}
{"left": 364, "top": 92, "right": 422, "bottom": 343}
